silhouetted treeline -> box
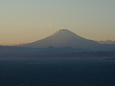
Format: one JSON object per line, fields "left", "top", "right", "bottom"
{"left": 0, "top": 46, "right": 115, "bottom": 59}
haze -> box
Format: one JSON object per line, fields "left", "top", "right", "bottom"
{"left": 0, "top": 0, "right": 115, "bottom": 45}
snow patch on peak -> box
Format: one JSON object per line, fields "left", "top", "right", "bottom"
{"left": 50, "top": 29, "right": 73, "bottom": 36}
{"left": 48, "top": 29, "right": 85, "bottom": 40}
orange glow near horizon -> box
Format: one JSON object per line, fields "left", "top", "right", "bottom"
{"left": 0, "top": 0, "right": 115, "bottom": 44}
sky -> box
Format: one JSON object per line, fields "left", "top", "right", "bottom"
{"left": 0, "top": 0, "right": 115, "bottom": 45}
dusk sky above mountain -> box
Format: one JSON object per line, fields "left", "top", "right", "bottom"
{"left": 0, "top": 0, "right": 115, "bottom": 45}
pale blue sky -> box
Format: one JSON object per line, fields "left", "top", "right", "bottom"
{"left": 0, "top": 0, "right": 115, "bottom": 45}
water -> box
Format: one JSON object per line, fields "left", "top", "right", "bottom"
{"left": 0, "top": 58, "right": 115, "bottom": 86}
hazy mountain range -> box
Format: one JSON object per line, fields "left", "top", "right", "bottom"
{"left": 18, "top": 29, "right": 115, "bottom": 51}
{"left": 0, "top": 29, "right": 115, "bottom": 59}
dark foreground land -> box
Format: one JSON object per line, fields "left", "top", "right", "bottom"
{"left": 0, "top": 58, "right": 115, "bottom": 86}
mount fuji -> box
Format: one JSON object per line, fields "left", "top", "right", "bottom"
{"left": 18, "top": 29, "right": 100, "bottom": 49}
{"left": 1, "top": 29, "right": 115, "bottom": 58}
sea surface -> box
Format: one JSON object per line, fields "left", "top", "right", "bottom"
{"left": 0, "top": 58, "right": 115, "bottom": 86}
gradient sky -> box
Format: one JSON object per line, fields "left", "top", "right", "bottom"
{"left": 0, "top": 0, "right": 115, "bottom": 45}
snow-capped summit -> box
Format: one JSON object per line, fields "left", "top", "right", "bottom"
{"left": 18, "top": 29, "right": 99, "bottom": 48}
{"left": 48, "top": 29, "right": 85, "bottom": 40}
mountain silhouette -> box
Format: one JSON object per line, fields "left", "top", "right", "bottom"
{"left": 97, "top": 40, "right": 115, "bottom": 44}
{"left": 18, "top": 29, "right": 100, "bottom": 49}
